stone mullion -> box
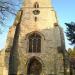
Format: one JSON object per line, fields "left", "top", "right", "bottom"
{"left": 36, "top": 39, "right": 38, "bottom": 52}
{"left": 32, "top": 38, "right": 33, "bottom": 53}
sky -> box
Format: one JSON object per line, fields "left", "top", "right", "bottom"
{"left": 52, "top": 0, "right": 75, "bottom": 49}
{"left": 0, "top": 0, "right": 75, "bottom": 50}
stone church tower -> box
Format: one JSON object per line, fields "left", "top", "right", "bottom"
{"left": 0, "top": 0, "right": 70, "bottom": 75}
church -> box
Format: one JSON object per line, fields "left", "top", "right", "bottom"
{"left": 0, "top": 0, "right": 70, "bottom": 75}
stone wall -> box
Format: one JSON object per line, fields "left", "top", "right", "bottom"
{"left": 6, "top": 26, "right": 65, "bottom": 75}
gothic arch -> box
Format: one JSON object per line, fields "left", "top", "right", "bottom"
{"left": 25, "top": 31, "right": 45, "bottom": 40}
{"left": 29, "top": 32, "right": 41, "bottom": 52}
{"left": 25, "top": 31, "right": 45, "bottom": 53}
{"left": 26, "top": 56, "right": 44, "bottom": 75}
{"left": 26, "top": 56, "right": 44, "bottom": 66}
{"left": 34, "top": 2, "right": 39, "bottom": 8}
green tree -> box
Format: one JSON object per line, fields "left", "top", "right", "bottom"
{"left": 65, "top": 22, "right": 75, "bottom": 45}
{"left": 68, "top": 47, "right": 75, "bottom": 57}
{"left": 68, "top": 48, "right": 72, "bottom": 54}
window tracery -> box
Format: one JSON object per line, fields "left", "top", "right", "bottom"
{"left": 28, "top": 33, "right": 41, "bottom": 53}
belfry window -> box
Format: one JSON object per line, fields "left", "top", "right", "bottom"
{"left": 33, "top": 2, "right": 40, "bottom": 15}
{"left": 28, "top": 33, "right": 41, "bottom": 53}
{"left": 34, "top": 2, "right": 39, "bottom": 8}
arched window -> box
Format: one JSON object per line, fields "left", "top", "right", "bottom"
{"left": 34, "top": 2, "right": 39, "bottom": 8}
{"left": 33, "top": 2, "right": 40, "bottom": 15}
{"left": 28, "top": 33, "right": 41, "bottom": 53}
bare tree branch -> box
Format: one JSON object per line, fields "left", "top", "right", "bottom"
{"left": 0, "top": 0, "right": 22, "bottom": 33}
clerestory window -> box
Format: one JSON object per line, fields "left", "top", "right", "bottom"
{"left": 28, "top": 33, "right": 41, "bottom": 53}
